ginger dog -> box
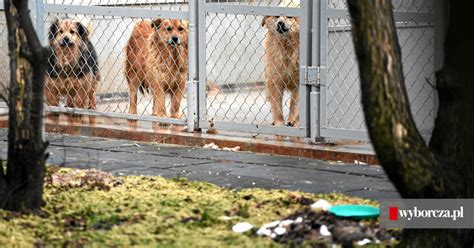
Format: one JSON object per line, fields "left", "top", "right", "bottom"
{"left": 261, "top": 16, "right": 300, "bottom": 127}
{"left": 46, "top": 18, "right": 99, "bottom": 109}
{"left": 125, "top": 19, "right": 188, "bottom": 118}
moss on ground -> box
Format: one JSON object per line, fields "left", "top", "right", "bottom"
{"left": 0, "top": 168, "right": 375, "bottom": 247}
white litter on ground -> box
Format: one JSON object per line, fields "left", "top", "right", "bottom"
{"left": 274, "top": 227, "right": 287, "bottom": 235}
{"left": 319, "top": 225, "right": 331, "bottom": 236}
{"left": 232, "top": 222, "right": 254, "bottom": 233}
{"left": 203, "top": 143, "right": 241, "bottom": 152}
{"left": 357, "top": 238, "right": 372, "bottom": 246}
{"left": 311, "top": 199, "right": 333, "bottom": 211}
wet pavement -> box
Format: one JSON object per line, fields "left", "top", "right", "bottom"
{"left": 0, "top": 129, "right": 398, "bottom": 200}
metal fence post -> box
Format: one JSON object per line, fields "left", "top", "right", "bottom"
{"left": 299, "top": 0, "right": 312, "bottom": 139}
{"left": 35, "top": 0, "right": 44, "bottom": 44}
{"left": 187, "top": 0, "right": 199, "bottom": 132}
{"left": 310, "top": 0, "right": 326, "bottom": 143}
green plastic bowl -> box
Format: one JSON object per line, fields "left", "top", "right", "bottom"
{"left": 328, "top": 205, "right": 380, "bottom": 220}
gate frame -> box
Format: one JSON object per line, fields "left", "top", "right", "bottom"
{"left": 197, "top": 1, "right": 312, "bottom": 138}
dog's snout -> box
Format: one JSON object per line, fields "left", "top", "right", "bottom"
{"left": 168, "top": 35, "right": 181, "bottom": 46}
{"left": 60, "top": 36, "right": 72, "bottom": 47}
{"left": 276, "top": 21, "right": 289, "bottom": 34}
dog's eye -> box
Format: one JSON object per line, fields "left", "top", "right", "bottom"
{"left": 166, "top": 27, "right": 172, "bottom": 32}
{"left": 70, "top": 30, "right": 75, "bottom": 34}
{"left": 178, "top": 27, "right": 184, "bottom": 32}
{"left": 59, "top": 30, "right": 64, "bottom": 34}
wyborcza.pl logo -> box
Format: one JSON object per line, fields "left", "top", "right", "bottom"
{"left": 380, "top": 199, "right": 473, "bottom": 229}
{"left": 388, "top": 206, "right": 464, "bottom": 221}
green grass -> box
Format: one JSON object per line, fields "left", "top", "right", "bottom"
{"left": 0, "top": 168, "right": 375, "bottom": 247}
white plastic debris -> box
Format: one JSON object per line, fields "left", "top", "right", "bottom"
{"left": 256, "top": 227, "right": 272, "bottom": 237}
{"left": 262, "top": 221, "right": 281, "bottom": 229}
{"left": 311, "top": 199, "right": 333, "bottom": 211}
{"left": 204, "top": 143, "right": 220, "bottom": 150}
{"left": 222, "top": 146, "right": 241, "bottom": 152}
{"left": 204, "top": 143, "right": 241, "bottom": 152}
{"left": 295, "top": 217, "right": 303, "bottom": 223}
{"left": 232, "top": 222, "right": 254, "bottom": 233}
{"left": 274, "top": 227, "right": 287, "bottom": 235}
{"left": 319, "top": 225, "right": 331, "bottom": 236}
{"left": 357, "top": 238, "right": 372, "bottom": 246}
{"left": 280, "top": 219, "right": 295, "bottom": 227}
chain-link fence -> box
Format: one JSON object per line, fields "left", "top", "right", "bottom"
{"left": 0, "top": 9, "right": 8, "bottom": 98}
{"left": 42, "top": 1, "right": 189, "bottom": 125}
{"left": 0, "top": 0, "right": 441, "bottom": 142}
{"left": 198, "top": 0, "right": 310, "bottom": 138}
{"left": 321, "top": 0, "right": 438, "bottom": 140}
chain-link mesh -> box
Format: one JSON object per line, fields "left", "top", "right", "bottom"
{"left": 204, "top": 1, "right": 302, "bottom": 129}
{"left": 0, "top": 0, "right": 439, "bottom": 141}
{"left": 206, "top": 0, "right": 300, "bottom": 7}
{"left": 326, "top": 0, "right": 436, "bottom": 138}
{"left": 0, "top": 16, "right": 9, "bottom": 98}
{"left": 328, "top": 0, "right": 433, "bottom": 13}
{"left": 45, "top": 0, "right": 188, "bottom": 10}
{"left": 43, "top": 1, "right": 189, "bottom": 119}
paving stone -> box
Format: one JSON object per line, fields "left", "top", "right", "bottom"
{"left": 0, "top": 132, "right": 399, "bottom": 200}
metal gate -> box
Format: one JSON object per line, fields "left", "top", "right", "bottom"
{"left": 197, "top": 1, "right": 310, "bottom": 138}
{"left": 0, "top": 0, "right": 442, "bottom": 142}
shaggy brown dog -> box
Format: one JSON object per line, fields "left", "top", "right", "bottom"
{"left": 261, "top": 16, "right": 300, "bottom": 127}
{"left": 125, "top": 19, "right": 188, "bottom": 118}
{"left": 46, "top": 18, "right": 99, "bottom": 109}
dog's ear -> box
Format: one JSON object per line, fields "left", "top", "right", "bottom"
{"left": 151, "top": 19, "right": 163, "bottom": 30}
{"left": 181, "top": 20, "right": 189, "bottom": 29}
{"left": 261, "top": 16, "right": 271, "bottom": 27}
{"left": 76, "top": 21, "right": 89, "bottom": 41}
{"left": 48, "top": 18, "right": 59, "bottom": 41}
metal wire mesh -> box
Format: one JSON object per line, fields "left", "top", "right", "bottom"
{"left": 0, "top": 0, "right": 439, "bottom": 141}
{"left": 328, "top": 0, "right": 433, "bottom": 13}
{"left": 45, "top": 0, "right": 189, "bottom": 10}
{"left": 43, "top": 3, "right": 189, "bottom": 119}
{"left": 0, "top": 19, "right": 8, "bottom": 98}
{"left": 326, "top": 14, "right": 436, "bottom": 137}
{"left": 205, "top": 12, "right": 301, "bottom": 127}
{"left": 206, "top": 0, "right": 300, "bottom": 7}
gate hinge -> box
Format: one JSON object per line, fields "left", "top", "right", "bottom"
{"left": 303, "top": 66, "right": 324, "bottom": 86}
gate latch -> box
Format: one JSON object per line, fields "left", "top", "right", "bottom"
{"left": 303, "top": 66, "right": 323, "bottom": 86}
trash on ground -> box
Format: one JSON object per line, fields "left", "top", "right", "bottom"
{"left": 203, "top": 143, "right": 241, "bottom": 152}
{"left": 245, "top": 208, "right": 400, "bottom": 246}
{"left": 311, "top": 199, "right": 333, "bottom": 211}
{"left": 232, "top": 222, "right": 254, "bottom": 233}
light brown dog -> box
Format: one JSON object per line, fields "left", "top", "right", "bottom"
{"left": 125, "top": 19, "right": 189, "bottom": 118}
{"left": 261, "top": 16, "right": 300, "bottom": 127}
{"left": 46, "top": 18, "right": 99, "bottom": 109}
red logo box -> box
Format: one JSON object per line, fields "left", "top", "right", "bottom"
{"left": 389, "top": 206, "right": 398, "bottom": 221}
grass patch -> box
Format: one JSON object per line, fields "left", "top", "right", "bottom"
{"left": 0, "top": 168, "right": 375, "bottom": 247}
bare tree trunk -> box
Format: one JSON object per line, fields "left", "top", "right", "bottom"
{"left": 347, "top": 0, "right": 474, "bottom": 246}
{"left": 0, "top": 0, "right": 49, "bottom": 211}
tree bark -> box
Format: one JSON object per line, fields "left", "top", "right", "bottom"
{"left": 0, "top": 0, "right": 49, "bottom": 211}
{"left": 347, "top": 0, "right": 474, "bottom": 246}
